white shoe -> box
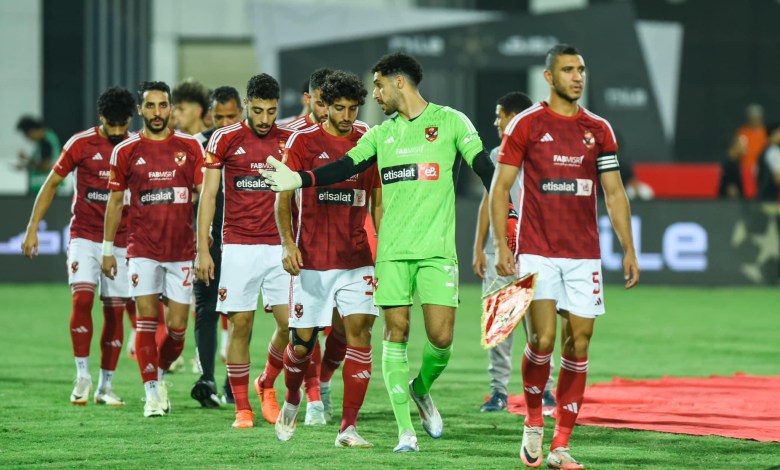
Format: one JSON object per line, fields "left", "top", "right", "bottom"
{"left": 546, "top": 447, "right": 584, "bottom": 469}
{"left": 335, "top": 425, "right": 373, "bottom": 448}
{"left": 304, "top": 400, "right": 327, "bottom": 425}
{"left": 520, "top": 425, "right": 544, "bottom": 468}
{"left": 393, "top": 430, "right": 419, "bottom": 452}
{"left": 169, "top": 356, "right": 185, "bottom": 373}
{"left": 70, "top": 377, "right": 92, "bottom": 405}
{"left": 144, "top": 396, "right": 165, "bottom": 417}
{"left": 275, "top": 401, "right": 299, "bottom": 442}
{"left": 408, "top": 379, "right": 443, "bottom": 438}
{"left": 321, "top": 383, "right": 333, "bottom": 422}
{"left": 158, "top": 381, "right": 171, "bottom": 414}
{"left": 94, "top": 389, "right": 125, "bottom": 406}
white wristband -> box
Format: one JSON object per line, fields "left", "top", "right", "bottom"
{"left": 102, "top": 241, "right": 114, "bottom": 257}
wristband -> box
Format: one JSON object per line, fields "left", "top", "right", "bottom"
{"left": 102, "top": 241, "right": 114, "bottom": 257}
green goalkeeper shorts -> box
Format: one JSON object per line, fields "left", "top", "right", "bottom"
{"left": 374, "top": 258, "right": 459, "bottom": 308}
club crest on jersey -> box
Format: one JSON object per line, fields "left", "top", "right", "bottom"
{"left": 131, "top": 274, "right": 139, "bottom": 287}
{"left": 425, "top": 127, "right": 438, "bottom": 142}
{"left": 278, "top": 139, "right": 286, "bottom": 155}
{"left": 174, "top": 151, "right": 187, "bottom": 166}
{"left": 294, "top": 304, "right": 304, "bottom": 319}
{"left": 71, "top": 262, "right": 79, "bottom": 274}
{"left": 218, "top": 288, "right": 227, "bottom": 302}
{"left": 582, "top": 131, "right": 595, "bottom": 150}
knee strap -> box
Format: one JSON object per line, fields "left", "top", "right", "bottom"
{"left": 290, "top": 327, "right": 318, "bottom": 354}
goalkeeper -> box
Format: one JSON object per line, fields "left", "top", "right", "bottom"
{"left": 261, "top": 52, "right": 496, "bottom": 453}
{"left": 473, "top": 92, "right": 557, "bottom": 414}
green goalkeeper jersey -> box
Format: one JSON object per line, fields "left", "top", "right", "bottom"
{"left": 348, "top": 103, "right": 483, "bottom": 262}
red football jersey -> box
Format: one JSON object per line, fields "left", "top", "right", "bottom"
{"left": 53, "top": 126, "right": 130, "bottom": 247}
{"left": 109, "top": 130, "right": 204, "bottom": 262}
{"left": 286, "top": 124, "right": 379, "bottom": 270}
{"left": 498, "top": 102, "right": 619, "bottom": 259}
{"left": 205, "top": 121, "right": 291, "bottom": 245}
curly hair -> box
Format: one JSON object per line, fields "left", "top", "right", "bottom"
{"left": 97, "top": 87, "right": 135, "bottom": 124}
{"left": 320, "top": 71, "right": 367, "bottom": 106}
{"left": 246, "top": 74, "right": 280, "bottom": 101}
{"left": 172, "top": 79, "right": 210, "bottom": 118}
{"left": 137, "top": 81, "right": 170, "bottom": 105}
{"left": 371, "top": 52, "right": 423, "bottom": 86}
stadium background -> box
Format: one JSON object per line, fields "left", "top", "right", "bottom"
{"left": 0, "top": 1, "right": 778, "bottom": 468}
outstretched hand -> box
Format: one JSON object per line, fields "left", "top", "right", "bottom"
{"left": 259, "top": 156, "right": 303, "bottom": 192}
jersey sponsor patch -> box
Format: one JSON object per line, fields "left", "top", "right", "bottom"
{"left": 316, "top": 188, "right": 366, "bottom": 206}
{"left": 85, "top": 188, "right": 110, "bottom": 204}
{"left": 540, "top": 178, "right": 593, "bottom": 196}
{"left": 233, "top": 175, "right": 271, "bottom": 191}
{"left": 138, "top": 187, "right": 189, "bottom": 205}
{"left": 381, "top": 163, "right": 440, "bottom": 184}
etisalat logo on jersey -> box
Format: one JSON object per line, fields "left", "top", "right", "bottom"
{"left": 234, "top": 175, "right": 271, "bottom": 191}
{"left": 540, "top": 178, "right": 593, "bottom": 196}
{"left": 85, "top": 187, "right": 110, "bottom": 204}
{"left": 138, "top": 187, "right": 189, "bottom": 205}
{"left": 316, "top": 188, "right": 366, "bottom": 206}
{"left": 381, "top": 163, "right": 440, "bottom": 184}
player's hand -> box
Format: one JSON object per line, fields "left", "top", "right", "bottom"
{"left": 195, "top": 250, "right": 215, "bottom": 286}
{"left": 102, "top": 256, "right": 117, "bottom": 280}
{"left": 623, "top": 251, "right": 640, "bottom": 289}
{"left": 282, "top": 242, "right": 303, "bottom": 276}
{"left": 259, "top": 156, "right": 302, "bottom": 192}
{"left": 473, "top": 249, "right": 486, "bottom": 279}
{"left": 21, "top": 229, "right": 38, "bottom": 259}
{"left": 495, "top": 243, "right": 516, "bottom": 277}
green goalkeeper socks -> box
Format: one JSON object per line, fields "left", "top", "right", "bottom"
{"left": 382, "top": 341, "right": 414, "bottom": 437}
{"left": 412, "top": 341, "right": 452, "bottom": 395}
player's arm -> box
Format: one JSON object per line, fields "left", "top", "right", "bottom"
{"left": 600, "top": 169, "right": 639, "bottom": 288}
{"left": 101, "top": 190, "right": 124, "bottom": 280}
{"left": 472, "top": 191, "right": 490, "bottom": 279}
{"left": 370, "top": 187, "right": 383, "bottom": 235}
{"left": 195, "top": 166, "right": 219, "bottom": 285}
{"left": 22, "top": 170, "right": 65, "bottom": 258}
{"left": 274, "top": 190, "right": 303, "bottom": 276}
{"left": 262, "top": 154, "right": 377, "bottom": 191}
{"left": 490, "top": 163, "right": 520, "bottom": 277}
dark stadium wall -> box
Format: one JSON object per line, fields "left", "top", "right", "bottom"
{"left": 43, "top": 0, "right": 86, "bottom": 145}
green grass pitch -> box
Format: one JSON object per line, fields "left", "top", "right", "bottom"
{"left": 0, "top": 284, "right": 778, "bottom": 468}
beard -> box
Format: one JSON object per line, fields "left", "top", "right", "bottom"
{"left": 247, "top": 116, "right": 272, "bottom": 136}
{"left": 144, "top": 115, "right": 170, "bottom": 134}
{"left": 107, "top": 135, "right": 125, "bottom": 145}
{"left": 552, "top": 79, "right": 580, "bottom": 103}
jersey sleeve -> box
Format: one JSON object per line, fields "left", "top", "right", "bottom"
{"left": 192, "top": 140, "right": 205, "bottom": 186}
{"left": 205, "top": 129, "right": 229, "bottom": 169}
{"left": 285, "top": 133, "right": 306, "bottom": 172}
{"left": 52, "top": 144, "right": 79, "bottom": 178}
{"left": 497, "top": 116, "right": 528, "bottom": 168}
{"left": 596, "top": 119, "right": 620, "bottom": 173}
{"left": 450, "top": 109, "right": 484, "bottom": 165}
{"left": 347, "top": 125, "right": 379, "bottom": 164}
{"left": 108, "top": 145, "right": 128, "bottom": 191}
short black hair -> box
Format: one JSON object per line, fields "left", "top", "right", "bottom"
{"left": 320, "top": 71, "right": 368, "bottom": 106}
{"left": 300, "top": 78, "right": 310, "bottom": 95}
{"left": 246, "top": 74, "right": 280, "bottom": 101}
{"left": 16, "top": 116, "right": 43, "bottom": 134}
{"left": 172, "top": 79, "right": 210, "bottom": 118}
{"left": 210, "top": 86, "right": 242, "bottom": 108}
{"left": 497, "top": 92, "right": 533, "bottom": 116}
{"left": 545, "top": 44, "right": 581, "bottom": 70}
{"left": 97, "top": 87, "right": 135, "bottom": 124}
{"left": 371, "top": 52, "right": 424, "bottom": 87}
{"left": 137, "top": 81, "right": 171, "bottom": 105}
{"left": 309, "top": 68, "right": 334, "bottom": 93}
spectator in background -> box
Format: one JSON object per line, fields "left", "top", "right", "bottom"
{"left": 736, "top": 103, "right": 768, "bottom": 199}
{"left": 756, "top": 124, "right": 780, "bottom": 202}
{"left": 15, "top": 116, "right": 61, "bottom": 194}
{"left": 719, "top": 135, "right": 746, "bottom": 199}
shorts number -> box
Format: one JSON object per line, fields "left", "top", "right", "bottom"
{"left": 363, "top": 275, "right": 376, "bottom": 296}
{"left": 182, "top": 267, "right": 192, "bottom": 287}
{"left": 592, "top": 272, "right": 601, "bottom": 295}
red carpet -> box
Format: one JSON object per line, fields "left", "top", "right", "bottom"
{"left": 508, "top": 374, "right": 780, "bottom": 442}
